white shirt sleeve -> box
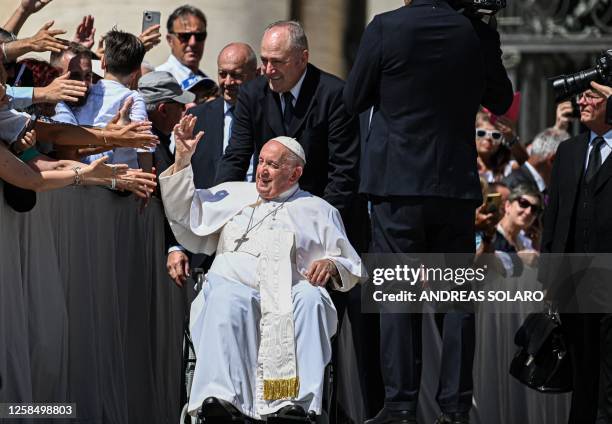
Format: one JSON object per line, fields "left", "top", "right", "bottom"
{"left": 52, "top": 102, "right": 79, "bottom": 125}
{"left": 128, "top": 93, "right": 154, "bottom": 153}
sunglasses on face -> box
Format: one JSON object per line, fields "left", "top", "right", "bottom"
{"left": 171, "top": 31, "right": 207, "bottom": 43}
{"left": 476, "top": 128, "right": 503, "bottom": 141}
{"left": 515, "top": 197, "right": 542, "bottom": 214}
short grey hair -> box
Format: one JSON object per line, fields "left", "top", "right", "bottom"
{"left": 264, "top": 20, "right": 308, "bottom": 52}
{"left": 529, "top": 127, "right": 568, "bottom": 158}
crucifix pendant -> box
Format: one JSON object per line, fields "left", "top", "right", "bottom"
{"left": 233, "top": 233, "right": 249, "bottom": 251}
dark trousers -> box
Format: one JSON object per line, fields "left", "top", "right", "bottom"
{"left": 370, "top": 196, "right": 476, "bottom": 414}
{"left": 331, "top": 196, "right": 384, "bottom": 421}
{"left": 563, "top": 313, "right": 612, "bottom": 424}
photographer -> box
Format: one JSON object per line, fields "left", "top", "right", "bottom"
{"left": 540, "top": 82, "right": 612, "bottom": 423}
{"left": 343, "top": 0, "right": 513, "bottom": 423}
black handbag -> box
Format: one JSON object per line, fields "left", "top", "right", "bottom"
{"left": 509, "top": 308, "right": 573, "bottom": 393}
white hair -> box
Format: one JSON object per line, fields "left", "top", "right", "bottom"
{"left": 529, "top": 127, "right": 568, "bottom": 158}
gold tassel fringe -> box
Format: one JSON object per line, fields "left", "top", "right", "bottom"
{"left": 263, "top": 377, "right": 300, "bottom": 400}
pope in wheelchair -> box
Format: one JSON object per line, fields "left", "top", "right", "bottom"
{"left": 160, "top": 117, "right": 364, "bottom": 422}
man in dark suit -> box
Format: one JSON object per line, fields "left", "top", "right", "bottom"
{"left": 504, "top": 127, "right": 566, "bottom": 199}
{"left": 343, "top": 2, "right": 513, "bottom": 423}
{"left": 540, "top": 87, "right": 612, "bottom": 424}
{"left": 165, "top": 42, "right": 258, "bottom": 286}
{"left": 214, "top": 21, "right": 365, "bottom": 250}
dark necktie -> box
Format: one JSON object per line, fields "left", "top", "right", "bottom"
{"left": 585, "top": 136, "right": 606, "bottom": 183}
{"left": 282, "top": 92, "right": 294, "bottom": 133}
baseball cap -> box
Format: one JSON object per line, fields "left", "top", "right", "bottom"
{"left": 181, "top": 73, "right": 217, "bottom": 92}
{"left": 138, "top": 71, "right": 195, "bottom": 104}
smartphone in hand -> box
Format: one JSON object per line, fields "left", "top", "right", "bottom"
{"left": 484, "top": 192, "right": 502, "bottom": 214}
{"left": 142, "top": 11, "right": 161, "bottom": 33}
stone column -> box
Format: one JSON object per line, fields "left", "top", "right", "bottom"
{"left": 296, "top": 0, "right": 346, "bottom": 77}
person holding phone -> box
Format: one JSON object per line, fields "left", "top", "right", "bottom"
{"left": 495, "top": 184, "right": 542, "bottom": 269}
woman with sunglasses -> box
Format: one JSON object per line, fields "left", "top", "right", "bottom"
{"left": 475, "top": 110, "right": 525, "bottom": 183}
{"left": 494, "top": 184, "right": 543, "bottom": 273}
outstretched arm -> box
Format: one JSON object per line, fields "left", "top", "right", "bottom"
{"left": 172, "top": 114, "right": 204, "bottom": 173}
{"left": 3, "top": 0, "right": 54, "bottom": 35}
{"left": 2, "top": 21, "right": 67, "bottom": 62}
{"left": 0, "top": 139, "right": 129, "bottom": 192}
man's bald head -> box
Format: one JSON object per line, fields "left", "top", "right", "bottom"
{"left": 217, "top": 42, "right": 258, "bottom": 104}
{"left": 255, "top": 139, "right": 304, "bottom": 199}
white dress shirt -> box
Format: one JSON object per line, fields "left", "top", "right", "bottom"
{"left": 279, "top": 69, "right": 307, "bottom": 113}
{"left": 156, "top": 54, "right": 204, "bottom": 89}
{"left": 585, "top": 130, "right": 612, "bottom": 171}
{"left": 524, "top": 161, "right": 546, "bottom": 193}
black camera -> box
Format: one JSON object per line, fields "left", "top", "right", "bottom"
{"left": 451, "top": 0, "right": 506, "bottom": 17}
{"left": 551, "top": 50, "right": 612, "bottom": 103}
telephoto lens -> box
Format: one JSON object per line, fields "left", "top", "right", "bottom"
{"left": 551, "top": 50, "right": 612, "bottom": 102}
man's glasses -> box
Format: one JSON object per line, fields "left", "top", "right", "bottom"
{"left": 476, "top": 128, "right": 503, "bottom": 141}
{"left": 580, "top": 92, "right": 605, "bottom": 105}
{"left": 170, "top": 31, "right": 207, "bottom": 43}
{"left": 516, "top": 197, "right": 542, "bottom": 214}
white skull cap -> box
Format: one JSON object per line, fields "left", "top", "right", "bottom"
{"left": 271, "top": 136, "right": 306, "bottom": 164}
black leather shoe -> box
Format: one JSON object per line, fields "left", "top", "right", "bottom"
{"left": 267, "top": 404, "right": 315, "bottom": 423}
{"left": 199, "top": 396, "right": 244, "bottom": 422}
{"left": 276, "top": 405, "right": 307, "bottom": 417}
{"left": 434, "top": 412, "right": 470, "bottom": 424}
{"left": 364, "top": 407, "right": 417, "bottom": 424}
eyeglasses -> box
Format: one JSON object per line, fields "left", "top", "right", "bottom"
{"left": 170, "top": 31, "right": 207, "bottom": 43}
{"left": 580, "top": 92, "right": 605, "bottom": 105}
{"left": 516, "top": 197, "right": 542, "bottom": 214}
{"left": 476, "top": 128, "right": 503, "bottom": 141}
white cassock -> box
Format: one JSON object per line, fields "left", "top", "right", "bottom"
{"left": 159, "top": 165, "right": 365, "bottom": 419}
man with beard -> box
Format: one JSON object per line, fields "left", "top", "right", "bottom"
{"left": 50, "top": 42, "right": 94, "bottom": 108}
{"left": 0, "top": 28, "right": 88, "bottom": 111}
{"left": 166, "top": 42, "right": 258, "bottom": 287}
{"left": 52, "top": 29, "right": 148, "bottom": 168}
